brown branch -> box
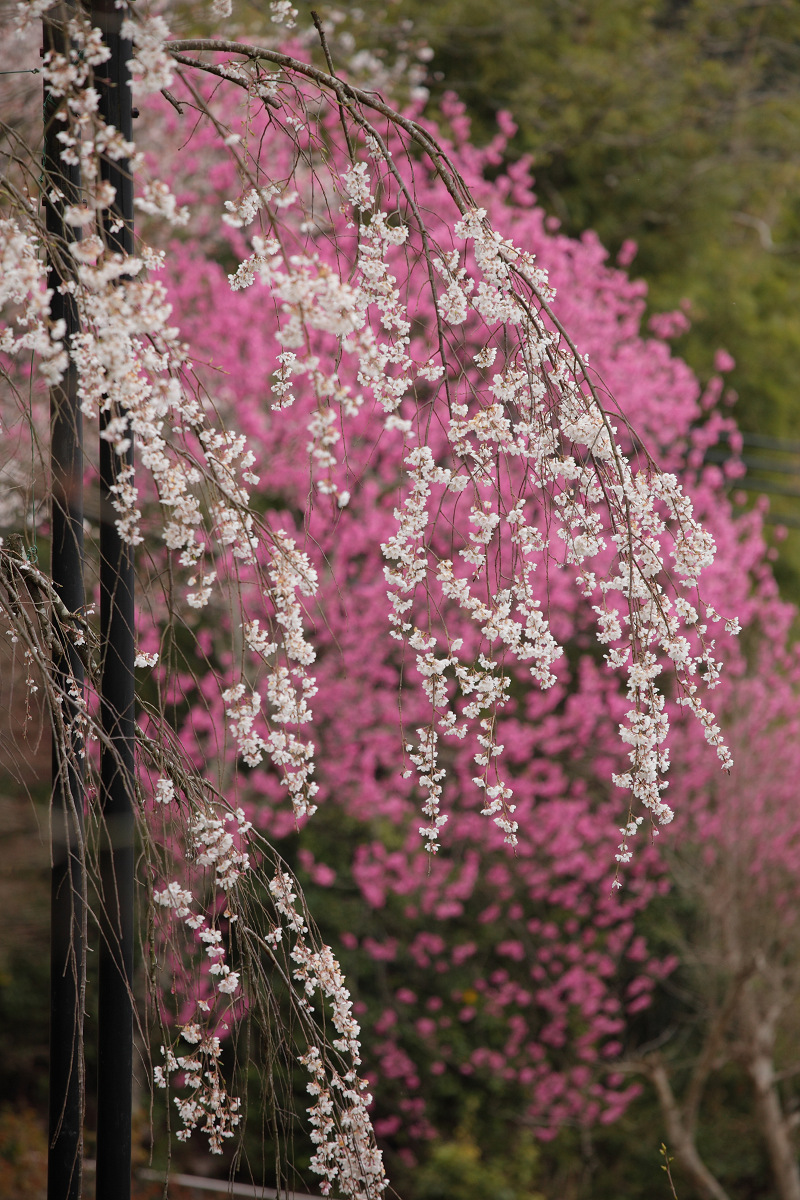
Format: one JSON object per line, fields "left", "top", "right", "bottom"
{"left": 310, "top": 9, "right": 353, "bottom": 161}
{"left": 160, "top": 88, "right": 185, "bottom": 116}
{"left": 166, "top": 41, "right": 469, "bottom": 208}
{"left": 644, "top": 1057, "right": 732, "bottom": 1200}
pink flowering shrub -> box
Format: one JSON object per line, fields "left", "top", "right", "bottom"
{"left": 131, "top": 73, "right": 794, "bottom": 1158}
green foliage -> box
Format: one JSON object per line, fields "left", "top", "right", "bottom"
{"left": 362, "top": 0, "right": 800, "bottom": 411}
{"left": 411, "top": 1103, "right": 543, "bottom": 1200}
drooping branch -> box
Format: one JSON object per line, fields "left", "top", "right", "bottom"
{"left": 43, "top": 6, "right": 87, "bottom": 1198}
{"left": 158, "top": 31, "right": 736, "bottom": 863}
{"left": 166, "top": 40, "right": 471, "bottom": 209}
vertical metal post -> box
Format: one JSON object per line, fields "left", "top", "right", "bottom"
{"left": 92, "top": 3, "right": 135, "bottom": 1198}
{"left": 44, "top": 6, "right": 86, "bottom": 1200}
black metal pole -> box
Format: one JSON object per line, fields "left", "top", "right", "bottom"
{"left": 92, "top": 4, "right": 135, "bottom": 1198}
{"left": 44, "top": 6, "right": 86, "bottom": 1200}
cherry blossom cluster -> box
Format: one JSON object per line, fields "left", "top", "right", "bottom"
{"left": 153, "top": 879, "right": 240, "bottom": 998}
{"left": 122, "top": 13, "right": 175, "bottom": 96}
{"left": 154, "top": 1032, "right": 241, "bottom": 1153}
{"left": 148, "top": 34, "right": 733, "bottom": 857}
{"left": 218, "top": 535, "right": 322, "bottom": 816}
{"left": 268, "top": 871, "right": 386, "bottom": 1199}
{"left": 0, "top": 38, "right": 179, "bottom": 569}
{"left": 0, "top": 220, "right": 67, "bottom": 384}
{"left": 208, "top": 80, "right": 736, "bottom": 854}
{"left": 435, "top": 206, "right": 734, "bottom": 853}
{"left": 153, "top": 803, "right": 251, "bottom": 993}
{"left": 229, "top": 230, "right": 366, "bottom": 504}
{"left": 189, "top": 805, "right": 252, "bottom": 894}
{"left": 444, "top": 206, "right": 729, "bottom": 846}
{"left": 6, "top": 7, "right": 332, "bottom": 825}
{"left": 8, "top": 4, "right": 261, "bottom": 597}
{"left": 151, "top": 804, "right": 253, "bottom": 1150}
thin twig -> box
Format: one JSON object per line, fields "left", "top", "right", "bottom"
{"left": 310, "top": 9, "right": 353, "bottom": 160}
{"left": 160, "top": 88, "right": 185, "bottom": 116}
